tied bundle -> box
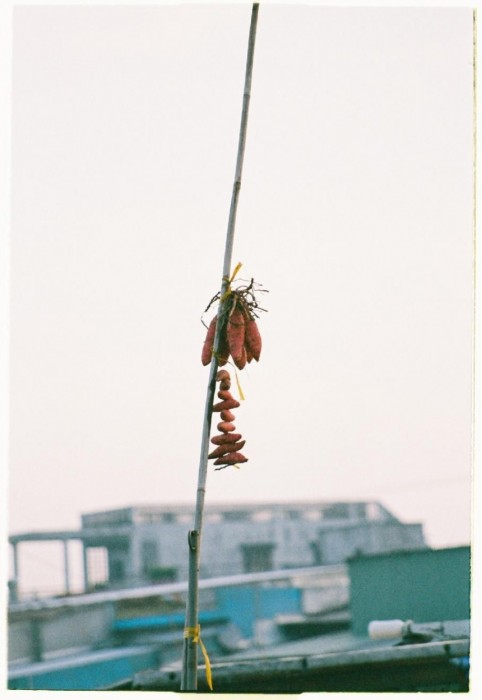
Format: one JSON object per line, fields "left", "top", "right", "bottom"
{"left": 208, "top": 370, "right": 248, "bottom": 470}
{"left": 201, "top": 276, "right": 267, "bottom": 370}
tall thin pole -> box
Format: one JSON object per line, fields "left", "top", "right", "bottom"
{"left": 181, "top": 4, "right": 260, "bottom": 691}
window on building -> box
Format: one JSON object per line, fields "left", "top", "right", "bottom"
{"left": 109, "top": 557, "right": 125, "bottom": 582}
{"left": 223, "top": 511, "right": 250, "bottom": 521}
{"left": 321, "top": 504, "right": 350, "bottom": 520}
{"left": 310, "top": 541, "right": 323, "bottom": 565}
{"left": 352, "top": 503, "right": 368, "bottom": 520}
{"left": 141, "top": 540, "right": 159, "bottom": 575}
{"left": 287, "top": 510, "right": 301, "bottom": 520}
{"left": 241, "top": 543, "right": 275, "bottom": 573}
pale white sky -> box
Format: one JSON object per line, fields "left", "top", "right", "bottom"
{"left": 3, "top": 2, "right": 477, "bottom": 593}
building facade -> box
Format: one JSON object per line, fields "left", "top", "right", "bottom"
{"left": 79, "top": 501, "right": 427, "bottom": 589}
{"left": 8, "top": 500, "right": 427, "bottom": 597}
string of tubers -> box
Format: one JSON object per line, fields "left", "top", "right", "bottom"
{"left": 208, "top": 369, "right": 248, "bottom": 470}
{"left": 201, "top": 277, "right": 267, "bottom": 471}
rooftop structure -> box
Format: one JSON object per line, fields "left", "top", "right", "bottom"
{"left": 9, "top": 500, "right": 427, "bottom": 598}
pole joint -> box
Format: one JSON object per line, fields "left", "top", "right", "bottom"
{"left": 188, "top": 530, "right": 199, "bottom": 552}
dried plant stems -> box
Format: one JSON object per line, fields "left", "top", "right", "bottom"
{"left": 180, "top": 4, "right": 260, "bottom": 691}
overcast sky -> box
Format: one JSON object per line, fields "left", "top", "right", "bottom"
{"left": 5, "top": 3, "right": 475, "bottom": 591}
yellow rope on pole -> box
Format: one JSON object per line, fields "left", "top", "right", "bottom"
{"left": 234, "top": 368, "right": 246, "bottom": 401}
{"left": 229, "top": 261, "right": 243, "bottom": 283}
{"left": 221, "top": 261, "right": 243, "bottom": 301}
{"left": 183, "top": 625, "right": 213, "bottom": 691}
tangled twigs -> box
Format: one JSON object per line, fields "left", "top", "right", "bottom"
{"left": 203, "top": 278, "right": 268, "bottom": 319}
{"left": 201, "top": 278, "right": 268, "bottom": 370}
{"left": 209, "top": 369, "right": 248, "bottom": 470}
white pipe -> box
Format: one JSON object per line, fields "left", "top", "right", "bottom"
{"left": 368, "top": 619, "right": 411, "bottom": 640}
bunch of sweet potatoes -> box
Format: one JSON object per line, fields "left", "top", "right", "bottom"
{"left": 201, "top": 301, "right": 262, "bottom": 370}
{"left": 208, "top": 369, "right": 248, "bottom": 469}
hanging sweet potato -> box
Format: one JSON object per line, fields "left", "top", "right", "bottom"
{"left": 208, "top": 440, "right": 246, "bottom": 459}
{"left": 244, "top": 318, "right": 262, "bottom": 361}
{"left": 216, "top": 320, "right": 230, "bottom": 366}
{"left": 220, "top": 409, "right": 236, "bottom": 422}
{"left": 211, "top": 433, "right": 242, "bottom": 445}
{"left": 201, "top": 316, "right": 217, "bottom": 366}
{"left": 217, "top": 389, "right": 234, "bottom": 401}
{"left": 213, "top": 398, "right": 240, "bottom": 412}
{"left": 234, "top": 345, "right": 247, "bottom": 370}
{"left": 227, "top": 306, "right": 246, "bottom": 366}
{"left": 213, "top": 452, "right": 248, "bottom": 466}
{"left": 217, "top": 421, "right": 236, "bottom": 433}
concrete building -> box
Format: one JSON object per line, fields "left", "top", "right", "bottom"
{"left": 9, "top": 500, "right": 427, "bottom": 596}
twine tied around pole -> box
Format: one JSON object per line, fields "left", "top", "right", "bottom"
{"left": 183, "top": 625, "right": 213, "bottom": 690}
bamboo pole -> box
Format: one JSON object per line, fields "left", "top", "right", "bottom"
{"left": 180, "top": 3, "right": 260, "bottom": 691}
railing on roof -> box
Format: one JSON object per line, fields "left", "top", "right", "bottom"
{"left": 8, "top": 564, "right": 347, "bottom": 614}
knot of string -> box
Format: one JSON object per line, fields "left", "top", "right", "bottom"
{"left": 183, "top": 625, "right": 213, "bottom": 691}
